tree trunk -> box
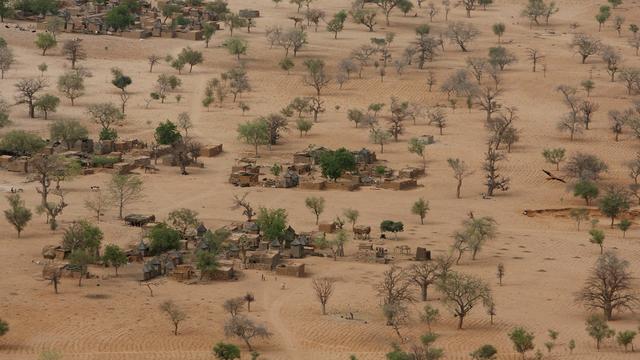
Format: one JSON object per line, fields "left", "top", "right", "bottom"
{"left": 321, "top": 303, "right": 326, "bottom": 315}
{"left": 456, "top": 180, "right": 462, "bottom": 199}
{"left": 174, "top": 323, "right": 178, "bottom": 335}
{"left": 457, "top": 314, "right": 464, "bottom": 329}
{"left": 420, "top": 284, "right": 427, "bottom": 301}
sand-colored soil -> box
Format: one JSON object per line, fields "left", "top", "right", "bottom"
{"left": 1, "top": 0, "right": 640, "bottom": 359}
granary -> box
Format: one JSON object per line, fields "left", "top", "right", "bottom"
{"left": 140, "top": 258, "right": 163, "bottom": 281}
{"left": 280, "top": 170, "right": 300, "bottom": 188}
{"left": 172, "top": 264, "right": 194, "bottom": 281}
{"left": 289, "top": 238, "right": 305, "bottom": 259}
{"left": 352, "top": 148, "right": 377, "bottom": 165}
{"left": 137, "top": 240, "right": 149, "bottom": 258}
{"left": 269, "top": 238, "right": 281, "bottom": 252}
{"left": 293, "top": 145, "right": 330, "bottom": 165}
{"left": 283, "top": 226, "right": 297, "bottom": 245}
{"left": 246, "top": 250, "right": 280, "bottom": 271}
{"left": 242, "top": 221, "right": 260, "bottom": 234}
{"left": 416, "top": 247, "right": 432, "bottom": 261}
{"left": 275, "top": 263, "right": 305, "bottom": 277}
{"left": 196, "top": 223, "right": 208, "bottom": 238}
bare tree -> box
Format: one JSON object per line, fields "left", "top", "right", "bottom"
{"left": 526, "top": 48, "right": 544, "bottom": 72}
{"left": 446, "top": 21, "right": 480, "bottom": 52}
{"left": 62, "top": 38, "right": 86, "bottom": 69}
{"left": 148, "top": 54, "right": 161, "bottom": 72}
{"left": 15, "top": 78, "right": 48, "bottom": 118}
{"left": 160, "top": 300, "right": 187, "bottom": 335}
{"left": 571, "top": 34, "right": 601, "bottom": 64}
{"left": 484, "top": 140, "right": 510, "bottom": 196}
{"left": 580, "top": 100, "right": 599, "bottom": 130}
{"left": 475, "top": 86, "right": 502, "bottom": 122}
{"left": 618, "top": 68, "right": 640, "bottom": 95}
{"left": 428, "top": 106, "right": 447, "bottom": 135}
{"left": 601, "top": 46, "right": 621, "bottom": 82}
{"left": 383, "top": 302, "right": 410, "bottom": 342}
{"left": 447, "top": 158, "right": 473, "bottom": 199}
{"left": 376, "top": 266, "right": 415, "bottom": 325}
{"left": 312, "top": 277, "right": 336, "bottom": 315}
{"left": 223, "top": 297, "right": 247, "bottom": 318}
{"left": 231, "top": 192, "right": 256, "bottom": 221}
{"left": 576, "top": 251, "right": 639, "bottom": 320}
{"left": 466, "top": 57, "right": 488, "bottom": 84}
{"left": 409, "top": 262, "right": 439, "bottom": 301}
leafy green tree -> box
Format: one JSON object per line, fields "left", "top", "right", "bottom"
{"left": 237, "top": 118, "right": 269, "bottom": 156}
{"left": 34, "top": 94, "right": 59, "bottom": 120}
{"left": 148, "top": 222, "right": 181, "bottom": 254}
{"left": 437, "top": 271, "right": 492, "bottom": 329}
{"left": 326, "top": 10, "right": 347, "bottom": 39}
{"left": 617, "top": 219, "right": 631, "bottom": 238}
{"left": 598, "top": 186, "right": 631, "bottom": 228}
{"left": 542, "top": 148, "right": 566, "bottom": 170}
{"left": 408, "top": 137, "right": 426, "bottom": 169}
{"left": 203, "top": 23, "right": 216, "bottom": 48}
{"left": 57, "top": 71, "right": 85, "bottom": 106}
{"left": 570, "top": 208, "right": 589, "bottom": 230}
{"left": 492, "top": 22, "right": 505, "bottom": 43}
{"left": 213, "top": 342, "right": 241, "bottom": 359}
{"left": 616, "top": 330, "right": 636, "bottom": 352}
{"left": 343, "top": 208, "right": 359, "bottom": 231}
{"left": 4, "top": 194, "right": 32, "bottom": 237}
{"left": 589, "top": 228, "right": 605, "bottom": 254}
{"left": 69, "top": 249, "right": 92, "bottom": 286}
{"left": 0, "top": 130, "right": 46, "bottom": 156}
{"left": 256, "top": 208, "right": 288, "bottom": 247}
{"left": 295, "top": 118, "right": 313, "bottom": 136}
{"left": 103, "top": 244, "right": 127, "bottom": 276}
{"left": 0, "top": 45, "right": 13, "bottom": 79}
{"left": 105, "top": 5, "right": 135, "bottom": 31}
{"left": 35, "top": 32, "right": 57, "bottom": 55}
{"left": 49, "top": 119, "right": 89, "bottom": 150}
{"left": 411, "top": 198, "right": 429, "bottom": 224}
{"left": 87, "top": 103, "right": 124, "bottom": 140}
{"left": 488, "top": 46, "right": 517, "bottom": 70}
{"left": 108, "top": 173, "right": 143, "bottom": 219}
{"left": 196, "top": 250, "right": 219, "bottom": 279}
{"left": 0, "top": 318, "right": 6, "bottom": 337}
{"left": 574, "top": 180, "right": 599, "bottom": 205}
{"left": 585, "top": 314, "right": 615, "bottom": 351}
{"left": 223, "top": 37, "right": 248, "bottom": 60}
{"left": 168, "top": 208, "right": 199, "bottom": 241}
{"left": 305, "top": 196, "right": 325, "bottom": 224}
{"left": 509, "top": 327, "right": 535, "bottom": 359}
{"left": 470, "top": 344, "right": 497, "bottom": 359}
{"left": 318, "top": 148, "right": 356, "bottom": 181}
{"left": 178, "top": 47, "right": 204, "bottom": 73}
{"left": 111, "top": 67, "right": 132, "bottom": 113}
{"left": 380, "top": 220, "right": 404, "bottom": 240}
{"left": 62, "top": 220, "right": 103, "bottom": 256}
{"left": 279, "top": 57, "right": 295, "bottom": 74}
{"left": 459, "top": 215, "right": 497, "bottom": 260}
{"left": 155, "top": 120, "right": 181, "bottom": 145}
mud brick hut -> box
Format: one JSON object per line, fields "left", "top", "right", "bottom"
{"left": 246, "top": 251, "right": 280, "bottom": 271}
{"left": 275, "top": 263, "right": 305, "bottom": 277}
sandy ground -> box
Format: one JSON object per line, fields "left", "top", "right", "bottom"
{"left": 1, "top": 0, "right": 640, "bottom": 358}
